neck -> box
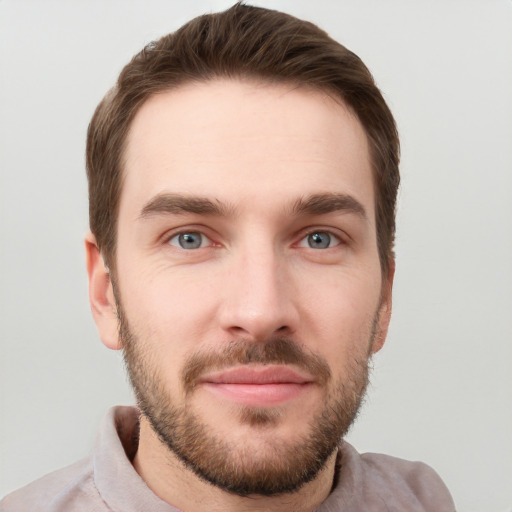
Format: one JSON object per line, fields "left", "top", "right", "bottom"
{"left": 133, "top": 415, "right": 337, "bottom": 512}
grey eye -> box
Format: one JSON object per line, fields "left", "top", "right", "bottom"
{"left": 300, "top": 231, "right": 341, "bottom": 249}
{"left": 169, "top": 232, "right": 206, "bottom": 249}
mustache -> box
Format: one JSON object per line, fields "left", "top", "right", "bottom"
{"left": 181, "top": 338, "right": 331, "bottom": 393}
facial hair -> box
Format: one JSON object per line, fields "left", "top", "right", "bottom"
{"left": 118, "top": 299, "right": 374, "bottom": 497}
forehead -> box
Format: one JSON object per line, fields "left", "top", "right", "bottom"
{"left": 121, "top": 79, "right": 374, "bottom": 220}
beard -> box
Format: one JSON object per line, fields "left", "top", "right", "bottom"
{"left": 118, "top": 298, "right": 373, "bottom": 497}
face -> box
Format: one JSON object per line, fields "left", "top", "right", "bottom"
{"left": 93, "top": 79, "right": 392, "bottom": 496}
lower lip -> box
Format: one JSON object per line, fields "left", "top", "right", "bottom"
{"left": 201, "top": 382, "right": 311, "bottom": 407}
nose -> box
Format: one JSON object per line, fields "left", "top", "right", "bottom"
{"left": 217, "top": 243, "right": 299, "bottom": 341}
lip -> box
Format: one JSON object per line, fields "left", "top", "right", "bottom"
{"left": 198, "top": 365, "right": 315, "bottom": 406}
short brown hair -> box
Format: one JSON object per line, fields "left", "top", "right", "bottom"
{"left": 86, "top": 3, "right": 399, "bottom": 275}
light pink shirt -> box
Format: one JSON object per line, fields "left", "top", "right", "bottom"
{"left": 0, "top": 406, "right": 455, "bottom": 511}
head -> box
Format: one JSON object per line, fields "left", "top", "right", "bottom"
{"left": 85, "top": 3, "right": 399, "bottom": 499}
{"left": 86, "top": 2, "right": 399, "bottom": 278}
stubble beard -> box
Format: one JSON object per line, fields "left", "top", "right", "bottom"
{"left": 118, "top": 301, "right": 373, "bottom": 497}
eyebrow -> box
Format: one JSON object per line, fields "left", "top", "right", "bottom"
{"left": 291, "top": 193, "right": 367, "bottom": 219}
{"left": 138, "top": 192, "right": 367, "bottom": 221}
{"left": 139, "top": 193, "right": 232, "bottom": 219}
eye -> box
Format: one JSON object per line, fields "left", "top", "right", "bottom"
{"left": 298, "top": 231, "right": 341, "bottom": 249}
{"left": 168, "top": 231, "right": 210, "bottom": 250}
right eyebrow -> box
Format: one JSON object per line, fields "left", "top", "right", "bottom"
{"left": 138, "top": 193, "right": 233, "bottom": 220}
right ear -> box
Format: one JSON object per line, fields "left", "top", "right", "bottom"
{"left": 85, "top": 232, "right": 122, "bottom": 350}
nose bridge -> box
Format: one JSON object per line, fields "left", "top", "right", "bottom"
{"left": 219, "top": 235, "right": 297, "bottom": 339}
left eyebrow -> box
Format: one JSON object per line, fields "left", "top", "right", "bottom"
{"left": 291, "top": 193, "right": 367, "bottom": 219}
{"left": 138, "top": 193, "right": 233, "bottom": 219}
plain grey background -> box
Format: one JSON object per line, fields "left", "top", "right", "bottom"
{"left": 1, "top": 1, "right": 511, "bottom": 510}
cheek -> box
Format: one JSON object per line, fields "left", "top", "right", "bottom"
{"left": 299, "top": 268, "right": 381, "bottom": 357}
{"left": 119, "top": 263, "right": 220, "bottom": 356}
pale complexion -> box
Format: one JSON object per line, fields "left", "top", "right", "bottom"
{"left": 86, "top": 79, "right": 393, "bottom": 512}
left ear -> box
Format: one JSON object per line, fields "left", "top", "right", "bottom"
{"left": 371, "top": 259, "right": 395, "bottom": 354}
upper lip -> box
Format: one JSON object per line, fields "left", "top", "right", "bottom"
{"left": 199, "top": 365, "right": 314, "bottom": 385}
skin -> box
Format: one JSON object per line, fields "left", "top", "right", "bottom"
{"left": 86, "top": 79, "right": 393, "bottom": 512}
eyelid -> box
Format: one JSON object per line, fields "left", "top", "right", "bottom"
{"left": 298, "top": 231, "right": 340, "bottom": 249}
{"left": 161, "top": 225, "right": 218, "bottom": 248}
{"left": 159, "top": 224, "right": 349, "bottom": 250}
{"left": 167, "top": 231, "right": 211, "bottom": 249}
{"left": 295, "top": 227, "right": 347, "bottom": 248}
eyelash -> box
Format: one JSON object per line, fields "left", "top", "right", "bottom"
{"left": 297, "top": 229, "right": 343, "bottom": 249}
{"left": 167, "top": 231, "right": 212, "bottom": 250}
{"left": 163, "top": 227, "right": 346, "bottom": 251}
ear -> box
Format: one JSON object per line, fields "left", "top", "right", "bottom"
{"left": 85, "top": 232, "right": 122, "bottom": 350}
{"left": 371, "top": 258, "right": 395, "bottom": 354}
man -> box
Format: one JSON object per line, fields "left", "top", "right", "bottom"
{"left": 1, "top": 3, "right": 455, "bottom": 511}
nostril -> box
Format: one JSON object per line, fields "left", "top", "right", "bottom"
{"left": 275, "top": 325, "right": 297, "bottom": 338}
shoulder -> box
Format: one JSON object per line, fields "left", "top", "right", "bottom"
{"left": 359, "top": 451, "right": 455, "bottom": 510}
{"left": 0, "top": 457, "right": 104, "bottom": 512}
{"left": 324, "top": 442, "right": 455, "bottom": 512}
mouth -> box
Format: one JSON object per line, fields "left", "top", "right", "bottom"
{"left": 198, "top": 365, "right": 315, "bottom": 407}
